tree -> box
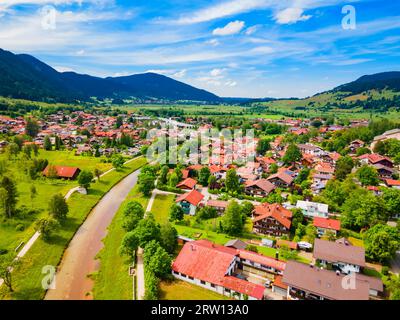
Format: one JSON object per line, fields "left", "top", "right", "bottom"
{"left": 138, "top": 172, "right": 156, "bottom": 197}
{"left": 115, "top": 116, "right": 123, "bottom": 128}
{"left": 160, "top": 222, "right": 178, "bottom": 254}
{"left": 44, "top": 136, "right": 52, "bottom": 151}
{"left": 295, "top": 168, "right": 310, "bottom": 184}
{"left": 385, "top": 274, "right": 400, "bottom": 300}
{"left": 94, "top": 168, "right": 102, "bottom": 181}
{"left": 240, "top": 201, "right": 254, "bottom": 217}
{"left": 34, "top": 218, "right": 59, "bottom": 241}
{"left": 159, "top": 165, "right": 169, "bottom": 185}
{"left": 335, "top": 156, "right": 354, "bottom": 181}
{"left": 364, "top": 224, "right": 400, "bottom": 263}
{"left": 222, "top": 201, "right": 244, "bottom": 236}
{"left": 269, "top": 163, "right": 278, "bottom": 174}
{"left": 123, "top": 201, "right": 145, "bottom": 231}
{"left": 30, "top": 185, "right": 37, "bottom": 207}
{"left": 304, "top": 224, "right": 317, "bottom": 244}
{"left": 112, "top": 154, "right": 125, "bottom": 170}
{"left": 0, "top": 254, "right": 17, "bottom": 292}
{"left": 0, "top": 177, "right": 18, "bottom": 218}
{"left": 198, "top": 167, "right": 211, "bottom": 186}
{"left": 169, "top": 204, "right": 184, "bottom": 222}
{"left": 382, "top": 188, "right": 400, "bottom": 219}
{"left": 282, "top": 144, "right": 302, "bottom": 165}
{"left": 256, "top": 138, "right": 271, "bottom": 155}
{"left": 341, "top": 189, "right": 386, "bottom": 230}
{"left": 290, "top": 208, "right": 304, "bottom": 231}
{"left": 143, "top": 240, "right": 172, "bottom": 278}
{"left": 356, "top": 165, "right": 380, "bottom": 186}
{"left": 208, "top": 174, "right": 217, "bottom": 189}
{"left": 119, "top": 231, "right": 139, "bottom": 257}
{"left": 225, "top": 169, "right": 240, "bottom": 194}
{"left": 196, "top": 206, "right": 218, "bottom": 221}
{"left": 25, "top": 117, "right": 39, "bottom": 138}
{"left": 168, "top": 172, "right": 179, "bottom": 188}
{"left": 48, "top": 194, "right": 69, "bottom": 221}
{"left": 132, "top": 214, "right": 161, "bottom": 248}
{"left": 78, "top": 170, "right": 94, "bottom": 190}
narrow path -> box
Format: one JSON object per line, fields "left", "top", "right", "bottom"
{"left": 45, "top": 168, "right": 142, "bottom": 300}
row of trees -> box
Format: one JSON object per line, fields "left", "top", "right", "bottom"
{"left": 118, "top": 201, "right": 178, "bottom": 300}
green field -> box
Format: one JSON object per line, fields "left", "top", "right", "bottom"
{"left": 0, "top": 156, "right": 147, "bottom": 300}
{"left": 159, "top": 279, "right": 229, "bottom": 300}
{"left": 151, "top": 194, "right": 175, "bottom": 224}
{"left": 93, "top": 184, "right": 149, "bottom": 300}
{"left": 0, "top": 150, "right": 113, "bottom": 255}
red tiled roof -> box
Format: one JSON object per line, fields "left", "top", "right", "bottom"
{"left": 172, "top": 240, "right": 277, "bottom": 299}
{"left": 276, "top": 239, "right": 298, "bottom": 250}
{"left": 358, "top": 153, "right": 393, "bottom": 164}
{"left": 43, "top": 165, "right": 80, "bottom": 178}
{"left": 175, "top": 189, "right": 204, "bottom": 206}
{"left": 385, "top": 179, "right": 400, "bottom": 186}
{"left": 253, "top": 203, "right": 292, "bottom": 229}
{"left": 313, "top": 217, "right": 341, "bottom": 231}
{"left": 176, "top": 178, "right": 197, "bottom": 189}
{"left": 267, "top": 172, "right": 294, "bottom": 185}
{"left": 221, "top": 276, "right": 264, "bottom": 300}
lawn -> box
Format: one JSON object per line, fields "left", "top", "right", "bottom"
{"left": 159, "top": 279, "right": 229, "bottom": 300}
{"left": 93, "top": 184, "right": 150, "bottom": 300}
{"left": 0, "top": 156, "right": 147, "bottom": 300}
{"left": 150, "top": 194, "right": 175, "bottom": 223}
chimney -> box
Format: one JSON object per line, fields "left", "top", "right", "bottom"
{"left": 336, "top": 270, "right": 340, "bottom": 276}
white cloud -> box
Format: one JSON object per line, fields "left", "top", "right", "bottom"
{"left": 245, "top": 25, "right": 259, "bottom": 35}
{"left": 173, "top": 69, "right": 186, "bottom": 78}
{"left": 225, "top": 80, "right": 237, "bottom": 87}
{"left": 76, "top": 49, "right": 85, "bottom": 55}
{"left": 275, "top": 7, "right": 312, "bottom": 24}
{"left": 54, "top": 65, "right": 76, "bottom": 72}
{"left": 210, "top": 68, "right": 224, "bottom": 77}
{"left": 206, "top": 39, "right": 220, "bottom": 46}
{"left": 0, "top": 0, "right": 112, "bottom": 11}
{"left": 176, "top": 0, "right": 267, "bottom": 24}
{"left": 213, "top": 20, "right": 245, "bottom": 36}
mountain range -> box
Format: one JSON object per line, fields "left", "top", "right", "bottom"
{"left": 0, "top": 49, "right": 220, "bottom": 103}
{"left": 0, "top": 48, "right": 400, "bottom": 104}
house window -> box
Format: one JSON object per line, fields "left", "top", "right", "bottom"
{"left": 181, "top": 273, "right": 187, "bottom": 278}
{"left": 225, "top": 288, "right": 231, "bottom": 293}
{"left": 200, "top": 280, "right": 206, "bottom": 285}
{"left": 211, "top": 283, "right": 216, "bottom": 288}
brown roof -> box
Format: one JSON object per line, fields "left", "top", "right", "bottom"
{"left": 282, "top": 261, "right": 370, "bottom": 300}
{"left": 245, "top": 179, "right": 276, "bottom": 193}
{"left": 267, "top": 172, "right": 294, "bottom": 185}
{"left": 313, "top": 239, "right": 366, "bottom": 267}
{"left": 207, "top": 199, "right": 229, "bottom": 208}
{"left": 253, "top": 203, "right": 292, "bottom": 229}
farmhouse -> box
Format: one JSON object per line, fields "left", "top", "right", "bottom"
{"left": 244, "top": 179, "right": 276, "bottom": 197}
{"left": 172, "top": 240, "right": 286, "bottom": 300}
{"left": 176, "top": 178, "right": 197, "bottom": 190}
{"left": 43, "top": 165, "right": 81, "bottom": 180}
{"left": 252, "top": 203, "right": 292, "bottom": 237}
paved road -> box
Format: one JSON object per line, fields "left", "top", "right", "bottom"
{"left": 45, "top": 169, "right": 141, "bottom": 300}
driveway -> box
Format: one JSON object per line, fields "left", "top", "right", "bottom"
{"left": 45, "top": 169, "right": 141, "bottom": 300}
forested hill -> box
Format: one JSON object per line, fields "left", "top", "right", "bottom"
{"left": 0, "top": 48, "right": 220, "bottom": 103}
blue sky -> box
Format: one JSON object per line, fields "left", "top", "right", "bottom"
{"left": 0, "top": 0, "right": 399, "bottom": 98}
